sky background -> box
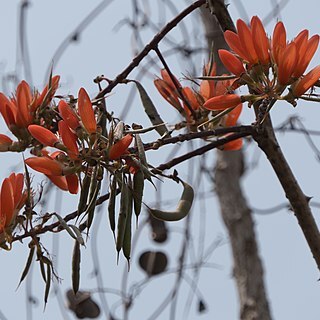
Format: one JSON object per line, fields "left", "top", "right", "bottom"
{"left": 1, "top": 1, "right": 320, "bottom": 319}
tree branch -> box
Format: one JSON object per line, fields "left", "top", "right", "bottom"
{"left": 95, "top": 0, "right": 206, "bottom": 99}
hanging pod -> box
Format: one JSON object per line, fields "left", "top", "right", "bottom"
{"left": 148, "top": 179, "right": 194, "bottom": 221}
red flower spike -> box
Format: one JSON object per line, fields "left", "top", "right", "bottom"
{"left": 224, "top": 30, "right": 250, "bottom": 62}
{"left": 58, "top": 120, "right": 79, "bottom": 159}
{"left": 224, "top": 104, "right": 243, "bottom": 127}
{"left": 25, "top": 157, "right": 63, "bottom": 176}
{"left": 204, "top": 94, "right": 242, "bottom": 111}
{"left": 160, "top": 69, "right": 181, "bottom": 90}
{"left": 1, "top": 178, "right": 14, "bottom": 229}
{"left": 46, "top": 175, "right": 68, "bottom": 191}
{"left": 277, "top": 42, "right": 297, "bottom": 85}
{"left": 236, "top": 19, "right": 258, "bottom": 64}
{"left": 182, "top": 87, "right": 200, "bottom": 110}
{"left": 292, "top": 65, "right": 320, "bottom": 97}
{"left": 218, "top": 49, "right": 246, "bottom": 76}
{"left": 9, "top": 173, "right": 24, "bottom": 207}
{"left": 272, "top": 21, "right": 287, "bottom": 65}
{"left": 77, "top": 88, "right": 97, "bottom": 134}
{"left": 66, "top": 174, "right": 79, "bottom": 194}
{"left": 293, "top": 35, "right": 320, "bottom": 78}
{"left": 109, "top": 134, "right": 133, "bottom": 160}
{"left": 154, "top": 79, "right": 183, "bottom": 111}
{"left": 251, "top": 16, "right": 270, "bottom": 65}
{"left": 58, "top": 100, "right": 80, "bottom": 131}
{"left": 28, "top": 124, "right": 59, "bottom": 147}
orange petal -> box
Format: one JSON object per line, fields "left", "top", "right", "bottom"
{"left": 182, "top": 87, "right": 200, "bottom": 110}
{"left": 58, "top": 100, "right": 80, "bottom": 131}
{"left": 293, "top": 35, "right": 319, "bottom": 78}
{"left": 277, "top": 42, "right": 297, "bottom": 85}
{"left": 36, "top": 75, "right": 60, "bottom": 110}
{"left": 1, "top": 178, "right": 14, "bottom": 227}
{"left": 236, "top": 19, "right": 258, "bottom": 64}
{"left": 16, "top": 80, "right": 33, "bottom": 127}
{"left": 160, "top": 69, "right": 181, "bottom": 90}
{"left": 77, "top": 88, "right": 97, "bottom": 134}
{"left": 272, "top": 21, "right": 287, "bottom": 65}
{"left": 154, "top": 79, "right": 183, "bottom": 112}
{"left": 224, "top": 30, "right": 250, "bottom": 61}
{"left": 0, "top": 93, "right": 16, "bottom": 127}
{"left": 0, "top": 134, "right": 13, "bottom": 146}
{"left": 292, "top": 65, "right": 320, "bottom": 97}
{"left": 203, "top": 94, "right": 242, "bottom": 110}
{"left": 25, "top": 157, "right": 63, "bottom": 176}
{"left": 218, "top": 49, "right": 246, "bottom": 76}
{"left": 46, "top": 175, "right": 68, "bottom": 191}
{"left": 223, "top": 138, "right": 243, "bottom": 151}
{"left": 224, "top": 104, "right": 243, "bottom": 127}
{"left": 58, "top": 120, "right": 79, "bottom": 159}
{"left": 28, "top": 124, "right": 59, "bottom": 147}
{"left": 66, "top": 174, "right": 79, "bottom": 194}
{"left": 109, "top": 134, "right": 133, "bottom": 160}
{"left": 251, "top": 16, "right": 270, "bottom": 65}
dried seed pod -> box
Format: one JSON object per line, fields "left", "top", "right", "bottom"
{"left": 123, "top": 179, "right": 133, "bottom": 268}
{"left": 148, "top": 180, "right": 194, "bottom": 221}
{"left": 112, "top": 121, "right": 124, "bottom": 142}
{"left": 116, "top": 175, "right": 129, "bottom": 262}
{"left": 133, "top": 169, "right": 144, "bottom": 226}
{"left": 18, "top": 245, "right": 35, "bottom": 287}
{"left": 78, "top": 173, "right": 91, "bottom": 215}
{"left": 135, "top": 134, "right": 147, "bottom": 166}
{"left": 44, "top": 263, "right": 51, "bottom": 307}
{"left": 72, "top": 240, "right": 81, "bottom": 294}
{"left": 108, "top": 174, "right": 117, "bottom": 240}
{"left": 130, "top": 80, "right": 170, "bottom": 137}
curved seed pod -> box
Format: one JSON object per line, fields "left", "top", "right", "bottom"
{"left": 18, "top": 245, "right": 35, "bottom": 287}
{"left": 77, "top": 173, "right": 91, "bottom": 215}
{"left": 133, "top": 170, "right": 144, "bottom": 226}
{"left": 108, "top": 174, "right": 117, "bottom": 240}
{"left": 130, "top": 80, "right": 170, "bottom": 137}
{"left": 148, "top": 180, "right": 194, "bottom": 221}
{"left": 123, "top": 180, "right": 133, "bottom": 269}
{"left": 72, "top": 240, "right": 81, "bottom": 294}
{"left": 116, "top": 175, "right": 129, "bottom": 263}
{"left": 54, "top": 213, "right": 78, "bottom": 240}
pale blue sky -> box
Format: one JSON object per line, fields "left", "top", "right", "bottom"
{"left": 1, "top": 1, "right": 320, "bottom": 319}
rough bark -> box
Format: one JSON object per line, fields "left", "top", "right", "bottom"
{"left": 200, "top": 3, "right": 272, "bottom": 319}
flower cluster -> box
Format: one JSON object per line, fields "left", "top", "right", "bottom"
{"left": 206, "top": 16, "right": 320, "bottom": 111}
{"left": 154, "top": 67, "right": 243, "bottom": 150}
{"left": 0, "top": 79, "right": 135, "bottom": 194}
